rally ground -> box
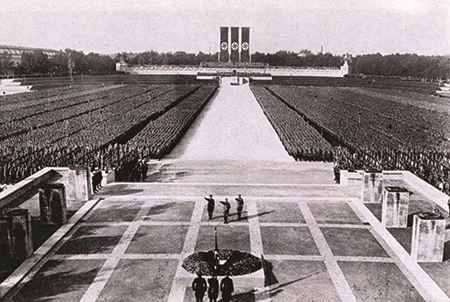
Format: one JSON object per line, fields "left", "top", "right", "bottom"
{"left": 7, "top": 183, "right": 433, "bottom": 302}
{"left": 3, "top": 80, "right": 450, "bottom": 301}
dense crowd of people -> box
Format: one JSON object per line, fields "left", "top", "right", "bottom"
{"left": 333, "top": 146, "right": 450, "bottom": 195}
{"left": 1, "top": 141, "right": 449, "bottom": 197}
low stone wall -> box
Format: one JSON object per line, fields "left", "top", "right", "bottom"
{"left": 401, "top": 171, "right": 449, "bottom": 213}
{"left": 340, "top": 169, "right": 449, "bottom": 213}
{"left": 0, "top": 167, "right": 92, "bottom": 213}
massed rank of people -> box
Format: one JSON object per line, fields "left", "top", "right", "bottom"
{"left": 1, "top": 143, "right": 448, "bottom": 196}
{"left": 0, "top": 84, "right": 218, "bottom": 185}
{"left": 333, "top": 146, "right": 450, "bottom": 195}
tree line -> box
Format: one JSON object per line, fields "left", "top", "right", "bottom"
{"left": 0, "top": 49, "right": 115, "bottom": 77}
{"left": 1, "top": 48, "right": 448, "bottom": 79}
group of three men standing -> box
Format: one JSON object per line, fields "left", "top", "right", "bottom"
{"left": 204, "top": 194, "right": 244, "bottom": 223}
{"left": 192, "top": 273, "right": 234, "bottom": 302}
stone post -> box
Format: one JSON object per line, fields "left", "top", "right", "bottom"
{"left": 0, "top": 216, "right": 13, "bottom": 260}
{"left": 411, "top": 212, "right": 446, "bottom": 262}
{"left": 381, "top": 186, "right": 409, "bottom": 228}
{"left": 39, "top": 183, "right": 67, "bottom": 225}
{"left": 6, "top": 209, "right": 33, "bottom": 261}
{"left": 362, "top": 170, "right": 383, "bottom": 203}
{"left": 64, "top": 166, "right": 92, "bottom": 203}
{"left": 340, "top": 170, "right": 362, "bottom": 186}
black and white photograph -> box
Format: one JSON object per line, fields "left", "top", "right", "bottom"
{"left": 0, "top": 0, "right": 449, "bottom": 301}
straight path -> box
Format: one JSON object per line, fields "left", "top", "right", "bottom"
{"left": 168, "top": 78, "right": 294, "bottom": 162}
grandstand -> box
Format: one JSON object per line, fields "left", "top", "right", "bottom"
{"left": 0, "top": 45, "right": 60, "bottom": 65}
{"left": 116, "top": 60, "right": 350, "bottom": 78}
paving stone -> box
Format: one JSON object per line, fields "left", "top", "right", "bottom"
{"left": 339, "top": 261, "right": 424, "bottom": 302}
{"left": 261, "top": 226, "right": 320, "bottom": 255}
{"left": 13, "top": 259, "right": 105, "bottom": 302}
{"left": 56, "top": 225, "right": 127, "bottom": 254}
{"left": 256, "top": 201, "right": 305, "bottom": 223}
{"left": 321, "top": 227, "right": 389, "bottom": 257}
{"left": 126, "top": 225, "right": 189, "bottom": 254}
{"left": 96, "top": 259, "right": 178, "bottom": 302}
{"left": 309, "top": 202, "right": 362, "bottom": 225}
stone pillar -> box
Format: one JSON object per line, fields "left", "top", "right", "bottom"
{"left": 340, "top": 170, "right": 362, "bottom": 186}
{"left": 0, "top": 216, "right": 13, "bottom": 260}
{"left": 411, "top": 212, "right": 446, "bottom": 262}
{"left": 66, "top": 166, "right": 92, "bottom": 203}
{"left": 381, "top": 186, "right": 409, "bottom": 227}
{"left": 362, "top": 170, "right": 383, "bottom": 203}
{"left": 39, "top": 183, "right": 67, "bottom": 225}
{"left": 6, "top": 209, "right": 33, "bottom": 261}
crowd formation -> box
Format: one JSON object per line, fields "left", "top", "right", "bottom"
{"left": 333, "top": 146, "right": 450, "bottom": 195}
{"left": 1, "top": 143, "right": 449, "bottom": 196}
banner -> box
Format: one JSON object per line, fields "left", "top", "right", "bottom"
{"left": 241, "top": 27, "right": 250, "bottom": 63}
{"left": 219, "top": 27, "right": 229, "bottom": 63}
{"left": 230, "top": 27, "right": 239, "bottom": 63}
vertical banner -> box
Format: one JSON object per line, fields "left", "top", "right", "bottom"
{"left": 230, "top": 27, "right": 240, "bottom": 63}
{"left": 241, "top": 27, "right": 250, "bottom": 63}
{"left": 219, "top": 27, "right": 229, "bottom": 63}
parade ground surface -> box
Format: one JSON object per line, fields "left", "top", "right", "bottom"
{"left": 4, "top": 79, "right": 450, "bottom": 301}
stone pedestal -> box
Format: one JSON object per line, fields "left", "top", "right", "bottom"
{"left": 340, "top": 170, "right": 362, "bottom": 186}
{"left": 381, "top": 186, "right": 409, "bottom": 227}
{"left": 69, "top": 166, "right": 93, "bottom": 202}
{"left": 411, "top": 213, "right": 446, "bottom": 262}
{"left": 39, "top": 183, "right": 67, "bottom": 225}
{"left": 5, "top": 209, "right": 33, "bottom": 261}
{"left": 362, "top": 170, "right": 383, "bottom": 203}
{"left": 0, "top": 217, "right": 13, "bottom": 260}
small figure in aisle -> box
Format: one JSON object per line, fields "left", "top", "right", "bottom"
{"left": 220, "top": 198, "right": 231, "bottom": 224}
{"left": 192, "top": 272, "right": 207, "bottom": 302}
{"left": 92, "top": 168, "right": 102, "bottom": 193}
{"left": 139, "top": 159, "right": 148, "bottom": 182}
{"left": 207, "top": 275, "right": 219, "bottom": 302}
{"left": 235, "top": 194, "right": 244, "bottom": 220}
{"left": 204, "top": 194, "right": 215, "bottom": 220}
{"left": 220, "top": 272, "right": 234, "bottom": 302}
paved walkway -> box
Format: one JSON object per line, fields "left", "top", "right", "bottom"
{"left": 5, "top": 183, "right": 431, "bottom": 302}
{"left": 168, "top": 78, "right": 294, "bottom": 162}
{"left": 154, "top": 78, "right": 335, "bottom": 184}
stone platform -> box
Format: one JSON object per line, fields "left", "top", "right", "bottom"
{"left": 4, "top": 180, "right": 449, "bottom": 302}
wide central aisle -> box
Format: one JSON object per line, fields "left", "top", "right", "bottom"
{"left": 155, "top": 79, "right": 335, "bottom": 184}
{"left": 169, "top": 78, "right": 293, "bottom": 162}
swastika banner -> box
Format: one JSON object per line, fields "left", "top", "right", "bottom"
{"left": 220, "top": 27, "right": 229, "bottom": 63}
{"left": 230, "top": 27, "right": 239, "bottom": 63}
{"left": 241, "top": 27, "right": 250, "bottom": 63}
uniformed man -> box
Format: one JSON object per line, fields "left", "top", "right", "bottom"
{"left": 204, "top": 194, "right": 215, "bottom": 220}
{"left": 220, "top": 273, "right": 234, "bottom": 302}
{"left": 192, "top": 272, "right": 207, "bottom": 302}
{"left": 235, "top": 194, "right": 244, "bottom": 220}
{"left": 207, "top": 275, "right": 219, "bottom": 302}
{"left": 220, "top": 198, "right": 231, "bottom": 224}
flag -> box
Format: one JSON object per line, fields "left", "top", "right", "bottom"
{"left": 219, "top": 27, "right": 229, "bottom": 63}
{"left": 241, "top": 27, "right": 250, "bottom": 63}
{"left": 230, "top": 27, "right": 239, "bottom": 63}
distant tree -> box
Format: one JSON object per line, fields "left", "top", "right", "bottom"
{"left": 0, "top": 51, "right": 14, "bottom": 76}
{"left": 18, "top": 50, "right": 50, "bottom": 75}
{"left": 352, "top": 53, "right": 450, "bottom": 79}
{"left": 49, "top": 51, "right": 69, "bottom": 76}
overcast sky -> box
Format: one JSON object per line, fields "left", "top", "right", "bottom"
{"left": 0, "top": 0, "right": 448, "bottom": 55}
